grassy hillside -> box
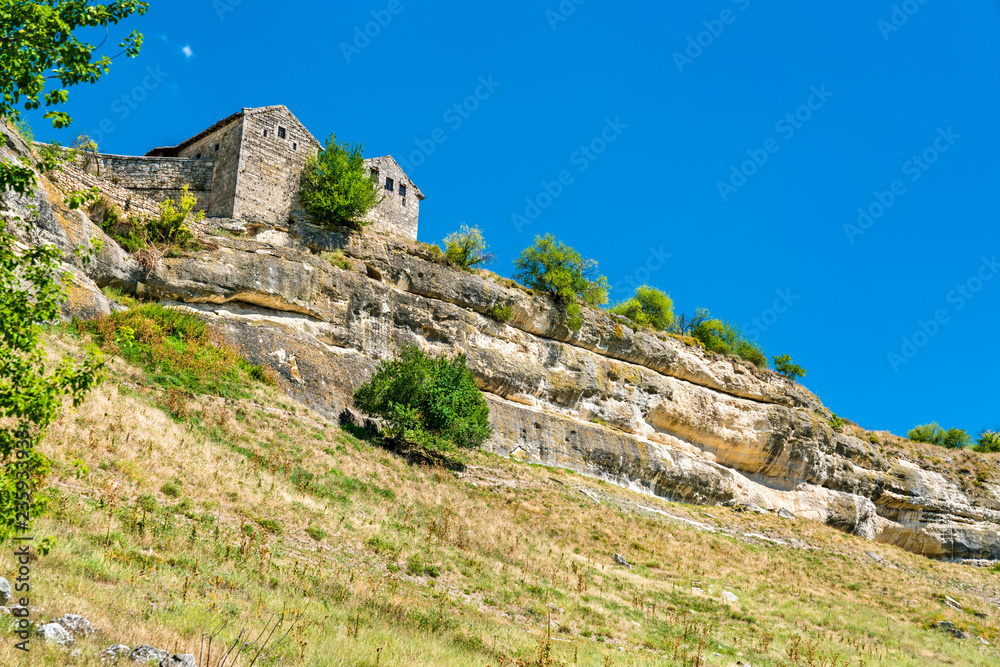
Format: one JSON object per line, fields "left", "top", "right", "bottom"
{"left": 1, "top": 319, "right": 997, "bottom": 666}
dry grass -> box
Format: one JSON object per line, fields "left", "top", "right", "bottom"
{"left": 0, "top": 329, "right": 997, "bottom": 666}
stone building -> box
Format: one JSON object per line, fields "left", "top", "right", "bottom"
{"left": 66, "top": 105, "right": 423, "bottom": 241}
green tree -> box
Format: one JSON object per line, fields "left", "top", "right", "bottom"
{"left": 299, "top": 135, "right": 382, "bottom": 230}
{"left": 772, "top": 354, "right": 806, "bottom": 381}
{"left": 691, "top": 316, "right": 767, "bottom": 368}
{"left": 513, "top": 234, "right": 608, "bottom": 331}
{"left": 443, "top": 224, "right": 494, "bottom": 270}
{"left": 353, "top": 345, "right": 492, "bottom": 451}
{"left": 0, "top": 0, "right": 145, "bottom": 540}
{"left": 609, "top": 285, "right": 673, "bottom": 331}
{"left": 974, "top": 430, "right": 1000, "bottom": 454}
{"left": 907, "top": 423, "right": 971, "bottom": 449}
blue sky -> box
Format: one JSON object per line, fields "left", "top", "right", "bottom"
{"left": 27, "top": 0, "right": 1000, "bottom": 437}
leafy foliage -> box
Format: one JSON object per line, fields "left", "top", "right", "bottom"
{"left": 147, "top": 184, "right": 202, "bottom": 245}
{"left": 299, "top": 135, "right": 382, "bottom": 230}
{"left": 484, "top": 304, "right": 513, "bottom": 324}
{"left": 0, "top": 0, "right": 146, "bottom": 541}
{"left": 668, "top": 309, "right": 710, "bottom": 336}
{"left": 0, "top": 225, "right": 105, "bottom": 540}
{"left": 444, "top": 225, "right": 494, "bottom": 270}
{"left": 609, "top": 285, "right": 673, "bottom": 331}
{"left": 974, "top": 430, "right": 1000, "bottom": 454}
{"left": 691, "top": 316, "right": 768, "bottom": 368}
{"left": 907, "top": 423, "right": 972, "bottom": 450}
{"left": 88, "top": 185, "right": 202, "bottom": 252}
{"left": 353, "top": 345, "right": 492, "bottom": 451}
{"left": 828, "top": 414, "right": 845, "bottom": 432}
{"left": 512, "top": 234, "right": 608, "bottom": 331}
{"left": 772, "top": 354, "right": 806, "bottom": 381}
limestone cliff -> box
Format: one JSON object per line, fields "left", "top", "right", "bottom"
{"left": 5, "top": 122, "right": 999, "bottom": 562}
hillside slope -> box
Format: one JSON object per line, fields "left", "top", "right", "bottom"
{"left": 5, "top": 112, "right": 999, "bottom": 563}
{"left": 0, "top": 329, "right": 998, "bottom": 666}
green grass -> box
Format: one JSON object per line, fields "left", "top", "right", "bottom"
{"left": 2, "top": 329, "right": 999, "bottom": 666}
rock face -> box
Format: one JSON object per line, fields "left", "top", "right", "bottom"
{"left": 8, "top": 128, "right": 1000, "bottom": 562}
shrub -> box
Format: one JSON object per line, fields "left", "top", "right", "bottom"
{"left": 484, "top": 304, "right": 513, "bottom": 323}
{"left": 299, "top": 135, "right": 382, "bottom": 230}
{"left": 305, "top": 526, "right": 327, "bottom": 541}
{"left": 88, "top": 197, "right": 148, "bottom": 252}
{"left": 974, "top": 430, "right": 1000, "bottom": 454}
{"left": 907, "top": 423, "right": 972, "bottom": 449}
{"left": 147, "top": 184, "right": 202, "bottom": 246}
{"left": 773, "top": 354, "right": 806, "bottom": 381}
{"left": 828, "top": 414, "right": 845, "bottom": 432}
{"left": 609, "top": 285, "right": 674, "bottom": 331}
{"left": 161, "top": 481, "right": 180, "bottom": 498}
{"left": 255, "top": 517, "right": 283, "bottom": 534}
{"left": 691, "top": 316, "right": 767, "bottom": 368}
{"left": 444, "top": 224, "right": 495, "bottom": 270}
{"left": 513, "top": 234, "right": 608, "bottom": 331}
{"left": 322, "top": 249, "right": 352, "bottom": 271}
{"left": 669, "top": 309, "right": 710, "bottom": 336}
{"left": 353, "top": 344, "right": 493, "bottom": 451}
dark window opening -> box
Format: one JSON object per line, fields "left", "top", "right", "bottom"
{"left": 263, "top": 129, "right": 268, "bottom": 137}
{"left": 385, "top": 177, "right": 394, "bottom": 191}
{"left": 278, "top": 126, "right": 287, "bottom": 139}
{"left": 399, "top": 184, "right": 407, "bottom": 198}
{"left": 214, "top": 143, "right": 220, "bottom": 151}
{"left": 195, "top": 153, "right": 202, "bottom": 159}
{"left": 402, "top": 197, "right": 407, "bottom": 207}
{"left": 292, "top": 142, "right": 298, "bottom": 150}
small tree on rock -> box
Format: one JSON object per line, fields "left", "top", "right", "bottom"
{"left": 609, "top": 285, "right": 673, "bottom": 331}
{"left": 772, "top": 354, "right": 806, "bottom": 381}
{"left": 513, "top": 234, "right": 608, "bottom": 331}
{"left": 299, "top": 135, "right": 382, "bottom": 230}
{"left": 444, "top": 225, "right": 494, "bottom": 270}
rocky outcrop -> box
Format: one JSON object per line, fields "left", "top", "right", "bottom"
{"left": 7, "top": 128, "right": 1000, "bottom": 561}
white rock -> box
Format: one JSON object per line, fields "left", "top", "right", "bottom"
{"left": 37, "top": 622, "right": 73, "bottom": 646}
{"left": 722, "top": 591, "right": 739, "bottom": 603}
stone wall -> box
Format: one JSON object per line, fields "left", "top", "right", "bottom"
{"left": 231, "top": 107, "right": 321, "bottom": 223}
{"left": 47, "top": 161, "right": 162, "bottom": 221}
{"left": 363, "top": 156, "right": 420, "bottom": 241}
{"left": 176, "top": 119, "right": 243, "bottom": 218}
{"left": 97, "top": 155, "right": 215, "bottom": 212}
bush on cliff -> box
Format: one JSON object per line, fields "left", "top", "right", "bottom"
{"left": 513, "top": 234, "right": 608, "bottom": 332}
{"left": 974, "top": 430, "right": 1000, "bottom": 453}
{"left": 353, "top": 345, "right": 492, "bottom": 451}
{"left": 299, "top": 135, "right": 382, "bottom": 230}
{"left": 773, "top": 354, "right": 806, "bottom": 381}
{"left": 691, "top": 316, "right": 767, "bottom": 368}
{"left": 907, "top": 423, "right": 971, "bottom": 449}
{"left": 609, "top": 285, "right": 673, "bottom": 331}
{"left": 444, "top": 224, "right": 494, "bottom": 270}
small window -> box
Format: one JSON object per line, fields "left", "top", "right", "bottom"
{"left": 399, "top": 184, "right": 407, "bottom": 198}
{"left": 385, "top": 177, "right": 394, "bottom": 192}
{"left": 292, "top": 142, "right": 298, "bottom": 151}
{"left": 278, "top": 126, "right": 287, "bottom": 139}
{"left": 371, "top": 168, "right": 379, "bottom": 182}
{"left": 402, "top": 197, "right": 407, "bottom": 207}
{"left": 195, "top": 153, "right": 202, "bottom": 159}
{"left": 263, "top": 129, "right": 268, "bottom": 138}
{"left": 214, "top": 143, "right": 220, "bottom": 151}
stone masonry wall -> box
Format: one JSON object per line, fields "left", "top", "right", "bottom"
{"left": 232, "top": 107, "right": 321, "bottom": 223}
{"left": 48, "top": 161, "right": 161, "bottom": 221}
{"left": 177, "top": 119, "right": 243, "bottom": 218}
{"left": 75, "top": 153, "right": 215, "bottom": 213}
{"left": 363, "top": 156, "right": 419, "bottom": 241}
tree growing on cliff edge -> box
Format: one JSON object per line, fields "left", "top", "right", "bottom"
{"left": 444, "top": 224, "right": 494, "bottom": 270}
{"left": 609, "top": 285, "right": 674, "bottom": 331}
{"left": 907, "top": 423, "right": 972, "bottom": 449}
{"left": 299, "top": 135, "right": 383, "bottom": 230}
{"left": 773, "top": 354, "right": 806, "bottom": 381}
{"left": 513, "top": 234, "right": 608, "bottom": 332}
{"left": 0, "top": 0, "right": 146, "bottom": 540}
{"left": 353, "top": 345, "right": 492, "bottom": 452}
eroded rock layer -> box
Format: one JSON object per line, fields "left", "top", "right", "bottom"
{"left": 5, "top": 123, "right": 998, "bottom": 561}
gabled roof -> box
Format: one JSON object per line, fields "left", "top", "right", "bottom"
{"left": 145, "top": 105, "right": 321, "bottom": 157}
{"left": 366, "top": 155, "right": 426, "bottom": 200}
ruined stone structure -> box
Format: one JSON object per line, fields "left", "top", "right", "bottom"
{"left": 64, "top": 105, "right": 422, "bottom": 240}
